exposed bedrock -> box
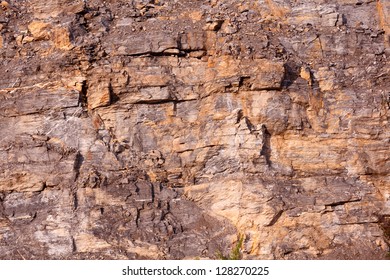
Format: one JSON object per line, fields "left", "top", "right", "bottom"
{"left": 0, "top": 0, "right": 389, "bottom": 259}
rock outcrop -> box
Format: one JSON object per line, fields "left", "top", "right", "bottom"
{"left": 0, "top": 0, "right": 389, "bottom": 259}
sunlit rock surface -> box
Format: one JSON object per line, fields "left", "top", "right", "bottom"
{"left": 0, "top": 0, "right": 389, "bottom": 259}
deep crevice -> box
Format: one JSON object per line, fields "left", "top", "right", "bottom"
{"left": 260, "top": 125, "right": 272, "bottom": 166}
{"left": 78, "top": 80, "right": 88, "bottom": 109}
{"left": 73, "top": 152, "right": 84, "bottom": 182}
{"left": 282, "top": 61, "right": 300, "bottom": 88}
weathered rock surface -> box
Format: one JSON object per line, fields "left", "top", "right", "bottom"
{"left": 0, "top": 0, "right": 389, "bottom": 259}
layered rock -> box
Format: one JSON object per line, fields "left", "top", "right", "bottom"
{"left": 0, "top": 0, "right": 389, "bottom": 259}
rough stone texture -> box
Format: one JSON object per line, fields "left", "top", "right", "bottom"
{"left": 0, "top": 0, "right": 389, "bottom": 259}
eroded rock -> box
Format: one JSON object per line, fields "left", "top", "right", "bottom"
{"left": 0, "top": 0, "right": 389, "bottom": 260}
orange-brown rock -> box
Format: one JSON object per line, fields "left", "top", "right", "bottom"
{"left": 0, "top": 0, "right": 389, "bottom": 260}
{"left": 28, "top": 21, "right": 51, "bottom": 41}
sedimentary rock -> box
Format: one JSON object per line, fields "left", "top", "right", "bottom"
{"left": 0, "top": 0, "right": 389, "bottom": 259}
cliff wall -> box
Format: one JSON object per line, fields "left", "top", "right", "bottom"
{"left": 0, "top": 0, "right": 389, "bottom": 259}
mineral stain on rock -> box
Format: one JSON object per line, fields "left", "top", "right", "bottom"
{"left": 0, "top": 0, "right": 389, "bottom": 259}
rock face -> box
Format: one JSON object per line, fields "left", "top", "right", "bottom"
{"left": 0, "top": 0, "right": 389, "bottom": 259}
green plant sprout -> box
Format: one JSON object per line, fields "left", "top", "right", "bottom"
{"left": 216, "top": 234, "right": 244, "bottom": 260}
